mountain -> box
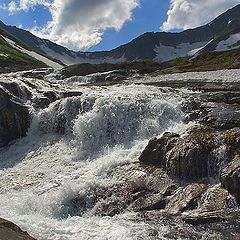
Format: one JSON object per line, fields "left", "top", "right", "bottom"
{"left": 0, "top": 26, "right": 47, "bottom": 73}
{"left": 1, "top": 4, "right": 240, "bottom": 66}
{"left": 197, "top": 17, "right": 240, "bottom": 55}
{"left": 0, "top": 22, "right": 63, "bottom": 71}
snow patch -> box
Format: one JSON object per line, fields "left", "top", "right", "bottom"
{"left": 0, "top": 53, "right": 9, "bottom": 57}
{"left": 40, "top": 44, "right": 126, "bottom": 65}
{"left": 154, "top": 42, "right": 208, "bottom": 62}
{"left": 215, "top": 33, "right": 240, "bottom": 52}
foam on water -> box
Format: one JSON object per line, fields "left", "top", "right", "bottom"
{"left": 0, "top": 84, "right": 189, "bottom": 239}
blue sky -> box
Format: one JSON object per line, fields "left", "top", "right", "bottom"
{"left": 0, "top": 0, "right": 239, "bottom": 51}
{"left": 90, "top": 0, "right": 170, "bottom": 51}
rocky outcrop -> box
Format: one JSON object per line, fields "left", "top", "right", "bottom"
{"left": 139, "top": 125, "right": 220, "bottom": 181}
{"left": 165, "top": 183, "right": 208, "bottom": 214}
{"left": 0, "top": 218, "right": 36, "bottom": 240}
{"left": 0, "top": 88, "right": 30, "bottom": 147}
{"left": 0, "top": 81, "right": 32, "bottom": 101}
{"left": 92, "top": 168, "right": 174, "bottom": 217}
{"left": 221, "top": 156, "right": 240, "bottom": 203}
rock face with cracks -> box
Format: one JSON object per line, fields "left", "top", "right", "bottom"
{"left": 0, "top": 88, "right": 30, "bottom": 147}
{"left": 221, "top": 156, "right": 240, "bottom": 204}
{"left": 139, "top": 125, "right": 219, "bottom": 181}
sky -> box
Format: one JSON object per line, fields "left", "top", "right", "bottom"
{"left": 0, "top": 0, "right": 240, "bottom": 51}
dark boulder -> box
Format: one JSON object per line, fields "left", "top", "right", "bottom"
{"left": 0, "top": 88, "right": 30, "bottom": 147}
{"left": 221, "top": 156, "right": 240, "bottom": 204}
{"left": 32, "top": 96, "right": 51, "bottom": 109}
{"left": 140, "top": 126, "right": 219, "bottom": 181}
{"left": 139, "top": 132, "right": 180, "bottom": 166}
{"left": 0, "top": 218, "right": 36, "bottom": 240}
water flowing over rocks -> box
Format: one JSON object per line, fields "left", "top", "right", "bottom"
{"left": 0, "top": 69, "right": 240, "bottom": 239}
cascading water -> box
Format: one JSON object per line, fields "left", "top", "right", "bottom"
{"left": 0, "top": 84, "right": 191, "bottom": 239}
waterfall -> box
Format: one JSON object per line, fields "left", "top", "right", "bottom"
{"left": 0, "top": 83, "right": 189, "bottom": 240}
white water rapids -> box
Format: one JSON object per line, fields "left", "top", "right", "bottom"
{"left": 0, "top": 82, "right": 192, "bottom": 239}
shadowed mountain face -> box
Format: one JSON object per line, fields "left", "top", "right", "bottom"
{"left": 1, "top": 5, "right": 240, "bottom": 66}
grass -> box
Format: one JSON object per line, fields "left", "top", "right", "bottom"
{"left": 224, "top": 132, "right": 237, "bottom": 144}
{"left": 0, "top": 35, "right": 46, "bottom": 73}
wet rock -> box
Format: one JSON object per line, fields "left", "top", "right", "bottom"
{"left": 91, "top": 165, "right": 177, "bottom": 216}
{"left": 0, "top": 218, "right": 36, "bottom": 240}
{"left": 182, "top": 209, "right": 240, "bottom": 229}
{"left": 139, "top": 132, "right": 180, "bottom": 166}
{"left": 0, "top": 88, "right": 30, "bottom": 147}
{"left": 181, "top": 97, "right": 201, "bottom": 113}
{"left": 61, "top": 91, "right": 83, "bottom": 98}
{"left": 130, "top": 193, "right": 166, "bottom": 211}
{"left": 0, "top": 81, "right": 32, "bottom": 102}
{"left": 200, "top": 107, "right": 240, "bottom": 130}
{"left": 140, "top": 125, "right": 219, "bottom": 181}
{"left": 43, "top": 91, "right": 57, "bottom": 102}
{"left": 199, "top": 185, "right": 237, "bottom": 212}
{"left": 221, "top": 156, "right": 240, "bottom": 203}
{"left": 182, "top": 211, "right": 227, "bottom": 226}
{"left": 203, "top": 91, "right": 240, "bottom": 105}
{"left": 33, "top": 96, "right": 51, "bottom": 109}
{"left": 165, "top": 183, "right": 208, "bottom": 215}
{"left": 33, "top": 91, "right": 58, "bottom": 109}
{"left": 93, "top": 183, "right": 142, "bottom": 217}
{"left": 145, "top": 170, "right": 178, "bottom": 195}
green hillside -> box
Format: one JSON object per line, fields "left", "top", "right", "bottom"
{"left": 0, "top": 28, "right": 46, "bottom": 73}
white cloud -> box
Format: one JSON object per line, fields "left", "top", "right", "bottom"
{"left": 8, "top": 1, "right": 18, "bottom": 13}
{"left": 9, "top": 0, "right": 139, "bottom": 50}
{"left": 162, "top": 0, "right": 240, "bottom": 31}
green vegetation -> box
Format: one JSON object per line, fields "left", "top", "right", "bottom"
{"left": 174, "top": 57, "right": 189, "bottom": 66}
{"left": 224, "top": 132, "right": 237, "bottom": 144}
{"left": 189, "top": 126, "right": 216, "bottom": 144}
{"left": 0, "top": 35, "right": 46, "bottom": 73}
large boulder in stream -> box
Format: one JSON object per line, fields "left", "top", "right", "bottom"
{"left": 0, "top": 88, "right": 30, "bottom": 147}
{"left": 0, "top": 218, "right": 36, "bottom": 240}
{"left": 139, "top": 125, "right": 219, "bottom": 181}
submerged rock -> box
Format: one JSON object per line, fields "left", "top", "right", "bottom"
{"left": 140, "top": 125, "right": 219, "bottom": 181}
{"left": 0, "top": 88, "right": 30, "bottom": 147}
{"left": 0, "top": 218, "right": 36, "bottom": 240}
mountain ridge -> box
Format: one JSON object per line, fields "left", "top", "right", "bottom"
{"left": 0, "top": 4, "right": 240, "bottom": 66}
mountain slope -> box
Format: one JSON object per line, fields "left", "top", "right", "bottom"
{"left": 1, "top": 4, "right": 240, "bottom": 65}
{"left": 0, "top": 29, "right": 47, "bottom": 73}
{"left": 197, "top": 17, "right": 240, "bottom": 55}
{"left": 0, "top": 23, "right": 63, "bottom": 71}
